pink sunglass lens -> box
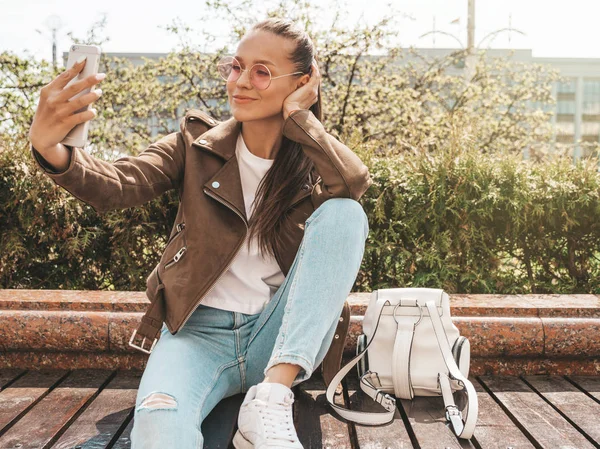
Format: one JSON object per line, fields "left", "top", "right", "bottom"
{"left": 250, "top": 65, "right": 271, "bottom": 90}
{"left": 218, "top": 59, "right": 237, "bottom": 82}
{"left": 218, "top": 57, "right": 271, "bottom": 90}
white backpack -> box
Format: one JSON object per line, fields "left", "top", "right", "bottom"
{"left": 325, "top": 288, "right": 478, "bottom": 439}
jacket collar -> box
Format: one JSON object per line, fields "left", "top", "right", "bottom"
{"left": 191, "top": 116, "right": 312, "bottom": 225}
{"left": 191, "top": 116, "right": 241, "bottom": 161}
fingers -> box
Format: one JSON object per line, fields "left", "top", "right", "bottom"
{"left": 55, "top": 72, "right": 105, "bottom": 104}
{"left": 310, "top": 60, "right": 321, "bottom": 82}
{"left": 309, "top": 60, "right": 320, "bottom": 103}
{"left": 52, "top": 57, "right": 88, "bottom": 90}
{"left": 64, "top": 107, "right": 97, "bottom": 128}
{"left": 62, "top": 88, "right": 103, "bottom": 116}
{"left": 308, "top": 59, "right": 321, "bottom": 90}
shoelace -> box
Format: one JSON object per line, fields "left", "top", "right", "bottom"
{"left": 256, "top": 395, "right": 296, "bottom": 443}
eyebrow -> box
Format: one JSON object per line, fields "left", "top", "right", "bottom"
{"left": 234, "top": 56, "right": 275, "bottom": 67}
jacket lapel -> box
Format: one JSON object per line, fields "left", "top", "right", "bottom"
{"left": 192, "top": 118, "right": 247, "bottom": 223}
{"left": 191, "top": 116, "right": 312, "bottom": 222}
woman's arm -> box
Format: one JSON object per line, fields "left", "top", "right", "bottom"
{"left": 30, "top": 119, "right": 186, "bottom": 214}
{"left": 28, "top": 54, "right": 187, "bottom": 214}
{"left": 281, "top": 108, "right": 373, "bottom": 209}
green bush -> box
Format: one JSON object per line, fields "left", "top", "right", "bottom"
{"left": 352, "top": 124, "right": 600, "bottom": 293}
{"left": 0, "top": 135, "right": 178, "bottom": 290}
{"left": 4, "top": 123, "right": 600, "bottom": 294}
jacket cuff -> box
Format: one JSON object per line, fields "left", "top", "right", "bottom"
{"left": 281, "top": 108, "right": 372, "bottom": 202}
{"left": 30, "top": 143, "right": 77, "bottom": 176}
{"left": 281, "top": 109, "right": 312, "bottom": 137}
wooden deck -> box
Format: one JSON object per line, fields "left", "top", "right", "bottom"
{"left": 0, "top": 368, "right": 599, "bottom": 448}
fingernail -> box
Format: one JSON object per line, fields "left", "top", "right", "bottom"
{"left": 96, "top": 73, "right": 106, "bottom": 81}
{"left": 76, "top": 55, "right": 87, "bottom": 64}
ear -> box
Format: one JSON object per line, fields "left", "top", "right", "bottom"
{"left": 296, "top": 73, "right": 310, "bottom": 89}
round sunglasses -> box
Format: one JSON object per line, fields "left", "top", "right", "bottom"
{"left": 217, "top": 55, "right": 307, "bottom": 91}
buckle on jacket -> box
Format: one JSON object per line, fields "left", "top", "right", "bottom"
{"left": 129, "top": 329, "right": 157, "bottom": 354}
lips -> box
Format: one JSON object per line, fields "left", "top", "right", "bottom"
{"left": 233, "top": 95, "right": 257, "bottom": 100}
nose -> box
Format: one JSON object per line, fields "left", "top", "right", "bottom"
{"left": 236, "top": 68, "right": 253, "bottom": 89}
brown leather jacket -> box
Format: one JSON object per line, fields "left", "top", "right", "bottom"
{"left": 30, "top": 108, "right": 372, "bottom": 383}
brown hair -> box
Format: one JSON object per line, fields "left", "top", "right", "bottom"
{"left": 243, "top": 17, "right": 323, "bottom": 262}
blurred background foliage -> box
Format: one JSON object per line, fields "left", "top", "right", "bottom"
{"left": 2, "top": 0, "right": 600, "bottom": 293}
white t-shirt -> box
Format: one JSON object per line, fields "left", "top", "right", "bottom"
{"left": 199, "top": 131, "right": 286, "bottom": 315}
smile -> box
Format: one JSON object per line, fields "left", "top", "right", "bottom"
{"left": 233, "top": 97, "right": 257, "bottom": 104}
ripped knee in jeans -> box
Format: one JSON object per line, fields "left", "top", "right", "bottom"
{"left": 136, "top": 392, "right": 178, "bottom": 411}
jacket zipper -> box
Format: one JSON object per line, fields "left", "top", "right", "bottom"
{"left": 163, "top": 222, "right": 187, "bottom": 270}
{"left": 164, "top": 222, "right": 185, "bottom": 246}
{"left": 289, "top": 176, "right": 315, "bottom": 209}
{"left": 176, "top": 188, "right": 249, "bottom": 332}
{"left": 273, "top": 183, "right": 313, "bottom": 273}
{"left": 164, "top": 246, "right": 187, "bottom": 270}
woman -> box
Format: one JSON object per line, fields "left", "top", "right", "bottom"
{"left": 29, "top": 17, "right": 372, "bottom": 449}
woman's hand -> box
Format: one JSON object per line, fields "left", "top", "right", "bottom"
{"left": 29, "top": 57, "right": 105, "bottom": 152}
{"left": 282, "top": 59, "right": 320, "bottom": 121}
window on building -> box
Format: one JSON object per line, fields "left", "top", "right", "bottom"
{"left": 556, "top": 121, "right": 575, "bottom": 135}
{"left": 583, "top": 79, "right": 600, "bottom": 115}
{"left": 557, "top": 78, "right": 576, "bottom": 93}
{"left": 557, "top": 100, "right": 576, "bottom": 114}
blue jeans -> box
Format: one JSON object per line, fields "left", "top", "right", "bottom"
{"left": 130, "top": 198, "right": 369, "bottom": 449}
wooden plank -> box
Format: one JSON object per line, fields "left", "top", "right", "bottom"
{"left": 523, "top": 375, "right": 600, "bottom": 445}
{"left": 1, "top": 369, "right": 595, "bottom": 449}
{"left": 468, "top": 377, "right": 536, "bottom": 448}
{"left": 396, "top": 376, "right": 477, "bottom": 449}
{"left": 0, "top": 369, "right": 68, "bottom": 432}
{"left": 0, "top": 369, "right": 113, "bottom": 449}
{"left": 344, "top": 373, "right": 414, "bottom": 449}
{"left": 568, "top": 376, "right": 600, "bottom": 402}
{"left": 0, "top": 369, "right": 27, "bottom": 390}
{"left": 79, "top": 374, "right": 242, "bottom": 449}
{"left": 50, "top": 370, "right": 141, "bottom": 449}
{"left": 112, "top": 416, "right": 134, "bottom": 449}
{"left": 479, "top": 375, "right": 596, "bottom": 448}
{"left": 294, "top": 376, "right": 353, "bottom": 449}
{"left": 200, "top": 375, "right": 354, "bottom": 449}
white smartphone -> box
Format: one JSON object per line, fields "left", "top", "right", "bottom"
{"left": 61, "top": 44, "right": 102, "bottom": 148}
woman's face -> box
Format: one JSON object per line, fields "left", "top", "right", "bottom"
{"left": 226, "top": 29, "right": 309, "bottom": 122}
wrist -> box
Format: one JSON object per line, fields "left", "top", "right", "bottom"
{"left": 34, "top": 142, "right": 59, "bottom": 155}
{"left": 284, "top": 107, "right": 305, "bottom": 120}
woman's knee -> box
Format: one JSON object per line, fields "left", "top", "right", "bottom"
{"left": 307, "top": 198, "right": 369, "bottom": 237}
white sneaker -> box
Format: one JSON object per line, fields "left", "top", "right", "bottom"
{"left": 232, "top": 381, "right": 304, "bottom": 449}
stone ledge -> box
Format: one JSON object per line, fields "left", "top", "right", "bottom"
{"left": 347, "top": 293, "right": 600, "bottom": 317}
{"left": 1, "top": 290, "right": 599, "bottom": 375}
{"left": 3, "top": 291, "right": 599, "bottom": 317}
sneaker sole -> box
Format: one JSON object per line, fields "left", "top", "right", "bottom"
{"left": 232, "top": 429, "right": 254, "bottom": 449}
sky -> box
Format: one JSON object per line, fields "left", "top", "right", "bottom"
{"left": 1, "top": 0, "right": 599, "bottom": 65}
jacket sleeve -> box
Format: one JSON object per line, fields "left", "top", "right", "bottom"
{"left": 30, "top": 118, "right": 187, "bottom": 214}
{"left": 281, "top": 109, "right": 373, "bottom": 209}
